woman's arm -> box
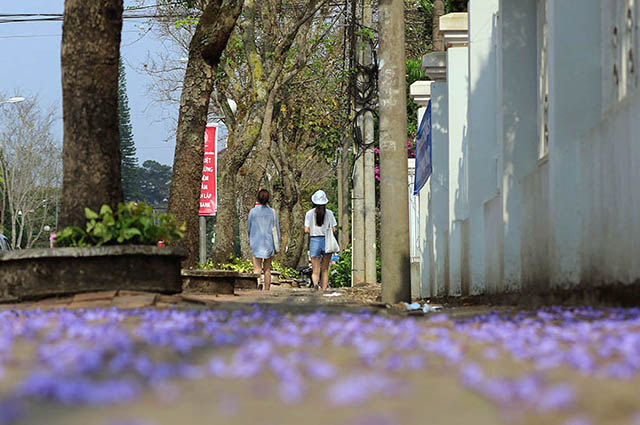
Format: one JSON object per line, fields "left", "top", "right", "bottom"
{"left": 304, "top": 226, "right": 310, "bottom": 234}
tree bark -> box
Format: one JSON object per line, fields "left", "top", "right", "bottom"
{"left": 59, "top": 0, "right": 124, "bottom": 228}
{"left": 286, "top": 200, "right": 307, "bottom": 268}
{"left": 432, "top": 0, "right": 445, "bottom": 51}
{"left": 168, "top": 0, "right": 242, "bottom": 268}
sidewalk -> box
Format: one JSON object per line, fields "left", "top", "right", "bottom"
{"left": 0, "top": 287, "right": 638, "bottom": 425}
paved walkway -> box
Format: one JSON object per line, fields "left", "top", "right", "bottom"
{"left": 0, "top": 287, "right": 638, "bottom": 425}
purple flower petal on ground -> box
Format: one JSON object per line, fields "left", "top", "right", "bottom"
{"left": 482, "top": 347, "right": 500, "bottom": 360}
{"left": 0, "top": 398, "right": 23, "bottom": 425}
{"left": 107, "top": 418, "right": 157, "bottom": 425}
{"left": 305, "top": 359, "right": 337, "bottom": 380}
{"left": 459, "top": 363, "right": 484, "bottom": 389}
{"left": 348, "top": 413, "right": 396, "bottom": 425}
{"left": 536, "top": 384, "right": 575, "bottom": 411}
{"left": 563, "top": 416, "right": 593, "bottom": 425}
{"left": 428, "top": 314, "right": 449, "bottom": 323}
{"left": 327, "top": 373, "right": 403, "bottom": 407}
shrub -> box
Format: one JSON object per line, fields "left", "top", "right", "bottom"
{"left": 330, "top": 246, "right": 352, "bottom": 287}
{"left": 272, "top": 261, "right": 298, "bottom": 279}
{"left": 54, "top": 202, "right": 185, "bottom": 247}
{"left": 201, "top": 256, "right": 252, "bottom": 273}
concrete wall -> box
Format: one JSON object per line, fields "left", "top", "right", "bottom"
{"left": 417, "top": 0, "right": 640, "bottom": 299}
{"left": 498, "top": 0, "right": 539, "bottom": 293}
{"left": 468, "top": 0, "right": 499, "bottom": 295}
{"left": 547, "top": 0, "right": 602, "bottom": 288}
{"left": 447, "top": 46, "right": 470, "bottom": 296}
{"left": 521, "top": 160, "right": 550, "bottom": 292}
{"left": 580, "top": 90, "right": 640, "bottom": 287}
{"left": 430, "top": 82, "right": 449, "bottom": 297}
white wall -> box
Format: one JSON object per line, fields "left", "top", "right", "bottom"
{"left": 447, "top": 46, "right": 470, "bottom": 296}
{"left": 498, "top": 0, "right": 539, "bottom": 293}
{"left": 547, "top": 0, "right": 602, "bottom": 288}
{"left": 468, "top": 0, "right": 499, "bottom": 295}
{"left": 581, "top": 90, "right": 640, "bottom": 287}
{"left": 429, "top": 81, "right": 449, "bottom": 297}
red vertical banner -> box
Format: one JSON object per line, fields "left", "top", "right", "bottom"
{"left": 199, "top": 124, "right": 217, "bottom": 216}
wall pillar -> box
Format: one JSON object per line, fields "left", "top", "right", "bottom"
{"left": 547, "top": 0, "right": 601, "bottom": 288}
{"left": 422, "top": 52, "right": 448, "bottom": 297}
{"left": 467, "top": 0, "right": 499, "bottom": 295}
{"left": 442, "top": 13, "right": 470, "bottom": 296}
{"left": 409, "top": 81, "right": 432, "bottom": 298}
{"left": 498, "top": 0, "right": 538, "bottom": 293}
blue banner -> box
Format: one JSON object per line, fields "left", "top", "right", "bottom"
{"left": 413, "top": 100, "right": 432, "bottom": 195}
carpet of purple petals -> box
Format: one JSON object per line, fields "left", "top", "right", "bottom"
{"left": 0, "top": 306, "right": 639, "bottom": 424}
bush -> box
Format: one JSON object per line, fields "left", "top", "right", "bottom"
{"left": 201, "top": 256, "right": 252, "bottom": 273}
{"left": 54, "top": 202, "right": 184, "bottom": 247}
{"left": 329, "top": 245, "right": 381, "bottom": 287}
{"left": 199, "top": 256, "right": 298, "bottom": 279}
{"left": 272, "top": 261, "right": 298, "bottom": 279}
{"left": 330, "top": 246, "right": 352, "bottom": 287}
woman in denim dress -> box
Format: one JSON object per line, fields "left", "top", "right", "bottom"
{"left": 247, "top": 189, "right": 280, "bottom": 290}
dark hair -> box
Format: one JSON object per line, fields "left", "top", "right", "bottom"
{"left": 257, "top": 189, "right": 270, "bottom": 205}
{"left": 314, "top": 204, "right": 326, "bottom": 227}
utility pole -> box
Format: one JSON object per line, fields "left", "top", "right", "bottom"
{"left": 362, "top": 0, "right": 377, "bottom": 285}
{"left": 379, "top": 0, "right": 411, "bottom": 303}
{"left": 352, "top": 0, "right": 376, "bottom": 286}
{"left": 351, "top": 0, "right": 365, "bottom": 286}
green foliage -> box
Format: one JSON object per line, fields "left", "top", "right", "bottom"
{"left": 199, "top": 256, "right": 298, "bottom": 279}
{"left": 175, "top": 16, "right": 199, "bottom": 29}
{"left": 135, "top": 160, "right": 172, "bottom": 207}
{"left": 329, "top": 245, "right": 380, "bottom": 287}
{"left": 199, "top": 255, "right": 251, "bottom": 272}
{"left": 329, "top": 246, "right": 352, "bottom": 287}
{"left": 118, "top": 60, "right": 139, "bottom": 202}
{"left": 54, "top": 202, "right": 185, "bottom": 247}
{"left": 272, "top": 261, "right": 297, "bottom": 279}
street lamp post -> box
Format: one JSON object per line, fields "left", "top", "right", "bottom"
{"left": 0, "top": 97, "right": 25, "bottom": 105}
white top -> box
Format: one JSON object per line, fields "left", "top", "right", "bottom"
{"left": 304, "top": 208, "right": 337, "bottom": 237}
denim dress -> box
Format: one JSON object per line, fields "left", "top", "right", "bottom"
{"left": 247, "top": 205, "right": 280, "bottom": 259}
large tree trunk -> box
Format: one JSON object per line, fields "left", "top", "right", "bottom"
{"left": 432, "top": 0, "right": 445, "bottom": 51}
{"left": 288, "top": 201, "right": 307, "bottom": 268}
{"left": 59, "top": 0, "right": 124, "bottom": 228}
{"left": 168, "top": 0, "right": 242, "bottom": 268}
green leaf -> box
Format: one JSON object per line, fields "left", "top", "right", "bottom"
{"left": 85, "top": 208, "right": 99, "bottom": 220}
{"left": 122, "top": 227, "right": 142, "bottom": 240}
{"left": 99, "top": 204, "right": 113, "bottom": 217}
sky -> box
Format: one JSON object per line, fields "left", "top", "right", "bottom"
{"left": 0, "top": 0, "right": 182, "bottom": 166}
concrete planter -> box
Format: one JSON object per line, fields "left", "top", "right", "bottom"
{"left": 235, "top": 272, "right": 260, "bottom": 290}
{"left": 270, "top": 271, "right": 281, "bottom": 284}
{"left": 0, "top": 246, "right": 187, "bottom": 302}
{"left": 182, "top": 270, "right": 237, "bottom": 295}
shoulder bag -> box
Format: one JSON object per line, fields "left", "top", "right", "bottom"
{"left": 272, "top": 208, "right": 280, "bottom": 253}
{"left": 324, "top": 223, "right": 340, "bottom": 253}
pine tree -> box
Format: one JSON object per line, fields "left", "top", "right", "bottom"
{"left": 118, "top": 59, "right": 139, "bottom": 201}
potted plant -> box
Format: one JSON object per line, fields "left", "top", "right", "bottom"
{"left": 0, "top": 202, "right": 186, "bottom": 301}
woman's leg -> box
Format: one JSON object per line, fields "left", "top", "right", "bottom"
{"left": 263, "top": 257, "right": 273, "bottom": 291}
{"left": 311, "top": 256, "right": 322, "bottom": 288}
{"left": 251, "top": 256, "right": 264, "bottom": 288}
{"left": 320, "top": 254, "right": 331, "bottom": 290}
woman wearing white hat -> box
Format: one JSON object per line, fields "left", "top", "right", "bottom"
{"left": 304, "top": 190, "right": 337, "bottom": 291}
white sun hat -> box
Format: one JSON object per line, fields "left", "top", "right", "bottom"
{"left": 311, "top": 190, "right": 329, "bottom": 205}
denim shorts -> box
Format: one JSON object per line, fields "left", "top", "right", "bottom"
{"left": 309, "top": 236, "right": 327, "bottom": 258}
